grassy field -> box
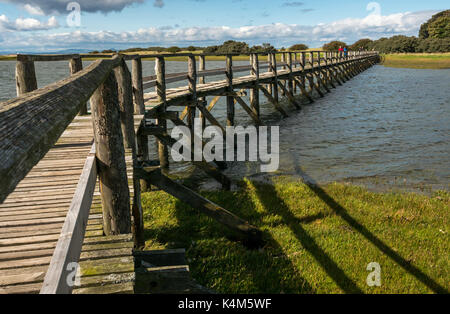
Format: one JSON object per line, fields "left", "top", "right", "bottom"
{"left": 141, "top": 176, "right": 449, "bottom": 294}
{"left": 382, "top": 53, "right": 450, "bottom": 69}
{"left": 0, "top": 55, "right": 16, "bottom": 61}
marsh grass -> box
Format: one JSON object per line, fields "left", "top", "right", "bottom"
{"left": 382, "top": 53, "right": 450, "bottom": 69}
{"left": 141, "top": 176, "right": 449, "bottom": 294}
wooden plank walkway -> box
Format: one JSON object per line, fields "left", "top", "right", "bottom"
{"left": 0, "top": 114, "right": 142, "bottom": 294}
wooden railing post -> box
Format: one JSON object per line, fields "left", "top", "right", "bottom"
{"left": 155, "top": 56, "right": 169, "bottom": 169}
{"left": 280, "top": 52, "right": 286, "bottom": 96}
{"left": 114, "top": 58, "right": 145, "bottom": 246}
{"left": 15, "top": 56, "right": 37, "bottom": 96}
{"left": 267, "top": 53, "right": 273, "bottom": 96}
{"left": 270, "top": 52, "right": 279, "bottom": 104}
{"left": 250, "top": 53, "right": 260, "bottom": 118}
{"left": 91, "top": 68, "right": 131, "bottom": 236}
{"left": 226, "top": 55, "right": 234, "bottom": 126}
{"left": 198, "top": 55, "right": 207, "bottom": 131}
{"left": 287, "top": 52, "right": 294, "bottom": 95}
{"left": 132, "top": 57, "right": 145, "bottom": 114}
{"left": 69, "top": 56, "right": 88, "bottom": 115}
{"left": 188, "top": 55, "right": 197, "bottom": 137}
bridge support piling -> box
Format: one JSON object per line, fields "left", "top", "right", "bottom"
{"left": 198, "top": 55, "right": 207, "bottom": 133}
{"left": 114, "top": 58, "right": 145, "bottom": 247}
{"left": 155, "top": 56, "right": 170, "bottom": 169}
{"left": 226, "top": 55, "right": 234, "bottom": 126}
{"left": 250, "top": 53, "right": 260, "bottom": 119}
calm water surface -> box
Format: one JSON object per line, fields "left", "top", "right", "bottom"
{"left": 1, "top": 61, "right": 448, "bottom": 192}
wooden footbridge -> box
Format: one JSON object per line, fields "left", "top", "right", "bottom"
{"left": 0, "top": 50, "right": 380, "bottom": 294}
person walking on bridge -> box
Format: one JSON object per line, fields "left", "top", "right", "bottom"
{"left": 338, "top": 46, "right": 344, "bottom": 57}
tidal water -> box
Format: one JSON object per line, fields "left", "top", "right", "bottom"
{"left": 1, "top": 61, "right": 449, "bottom": 192}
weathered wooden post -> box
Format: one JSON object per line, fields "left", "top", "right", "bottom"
{"left": 287, "top": 52, "right": 294, "bottom": 95}
{"left": 187, "top": 55, "right": 197, "bottom": 136}
{"left": 155, "top": 56, "right": 169, "bottom": 169}
{"left": 132, "top": 57, "right": 145, "bottom": 114}
{"left": 280, "top": 52, "right": 286, "bottom": 96}
{"left": 293, "top": 52, "right": 298, "bottom": 94}
{"left": 270, "top": 52, "right": 279, "bottom": 105}
{"left": 267, "top": 54, "right": 273, "bottom": 96}
{"left": 114, "top": 58, "right": 145, "bottom": 246}
{"left": 226, "top": 55, "right": 234, "bottom": 126}
{"left": 91, "top": 66, "right": 131, "bottom": 236}
{"left": 250, "top": 53, "right": 260, "bottom": 118}
{"left": 198, "top": 55, "right": 207, "bottom": 131}
{"left": 69, "top": 56, "right": 88, "bottom": 115}
{"left": 114, "top": 59, "right": 135, "bottom": 150}
{"left": 15, "top": 55, "right": 37, "bottom": 96}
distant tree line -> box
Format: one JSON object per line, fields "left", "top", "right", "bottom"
{"left": 89, "top": 10, "right": 448, "bottom": 56}
{"left": 321, "top": 10, "right": 449, "bottom": 53}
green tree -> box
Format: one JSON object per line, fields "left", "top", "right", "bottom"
{"left": 289, "top": 44, "right": 309, "bottom": 51}
{"left": 419, "top": 10, "right": 450, "bottom": 39}
{"left": 428, "top": 16, "right": 450, "bottom": 39}
{"left": 322, "top": 41, "right": 347, "bottom": 51}
{"left": 350, "top": 39, "right": 373, "bottom": 51}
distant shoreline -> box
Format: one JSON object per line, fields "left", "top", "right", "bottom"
{"left": 2, "top": 52, "right": 449, "bottom": 69}
{"left": 381, "top": 53, "right": 450, "bottom": 69}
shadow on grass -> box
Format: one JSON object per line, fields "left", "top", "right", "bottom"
{"left": 249, "top": 181, "right": 364, "bottom": 294}
{"left": 294, "top": 167, "right": 448, "bottom": 294}
{"left": 142, "top": 187, "right": 316, "bottom": 294}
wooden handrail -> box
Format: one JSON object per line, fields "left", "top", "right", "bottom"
{"left": 0, "top": 56, "right": 122, "bottom": 203}
{"left": 40, "top": 144, "right": 97, "bottom": 294}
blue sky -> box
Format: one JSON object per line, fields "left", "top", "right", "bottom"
{"left": 0, "top": 0, "right": 447, "bottom": 52}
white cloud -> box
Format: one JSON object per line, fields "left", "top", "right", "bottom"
{"left": 23, "top": 4, "right": 45, "bottom": 16}
{"left": 0, "top": 10, "right": 436, "bottom": 52}
{"left": 0, "top": 14, "right": 59, "bottom": 31}
{"left": 0, "top": 0, "right": 145, "bottom": 15}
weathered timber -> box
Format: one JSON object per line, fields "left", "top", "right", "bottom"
{"left": 155, "top": 57, "right": 169, "bottom": 169}
{"left": 90, "top": 70, "right": 131, "bottom": 235}
{"left": 69, "top": 57, "right": 88, "bottom": 115}
{"left": 138, "top": 169, "right": 263, "bottom": 247}
{"left": 198, "top": 55, "right": 207, "bottom": 131}
{"left": 132, "top": 57, "right": 145, "bottom": 114}
{"left": 187, "top": 55, "right": 197, "bottom": 147}
{"left": 250, "top": 53, "right": 260, "bottom": 118}
{"left": 114, "top": 59, "right": 145, "bottom": 247}
{"left": 258, "top": 85, "right": 288, "bottom": 117}
{"left": 151, "top": 133, "right": 230, "bottom": 189}
{"left": 226, "top": 55, "right": 234, "bottom": 126}
{"left": 0, "top": 58, "right": 121, "bottom": 204}
{"left": 40, "top": 145, "right": 97, "bottom": 294}
{"left": 15, "top": 59, "right": 37, "bottom": 96}
{"left": 234, "top": 96, "right": 262, "bottom": 125}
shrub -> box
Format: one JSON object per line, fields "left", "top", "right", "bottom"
{"left": 289, "top": 44, "right": 309, "bottom": 51}
{"left": 166, "top": 46, "right": 182, "bottom": 53}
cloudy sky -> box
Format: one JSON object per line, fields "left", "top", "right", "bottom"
{"left": 0, "top": 0, "right": 447, "bottom": 52}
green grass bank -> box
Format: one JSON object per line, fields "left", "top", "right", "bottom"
{"left": 141, "top": 177, "right": 449, "bottom": 294}
{"left": 382, "top": 53, "right": 450, "bottom": 69}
